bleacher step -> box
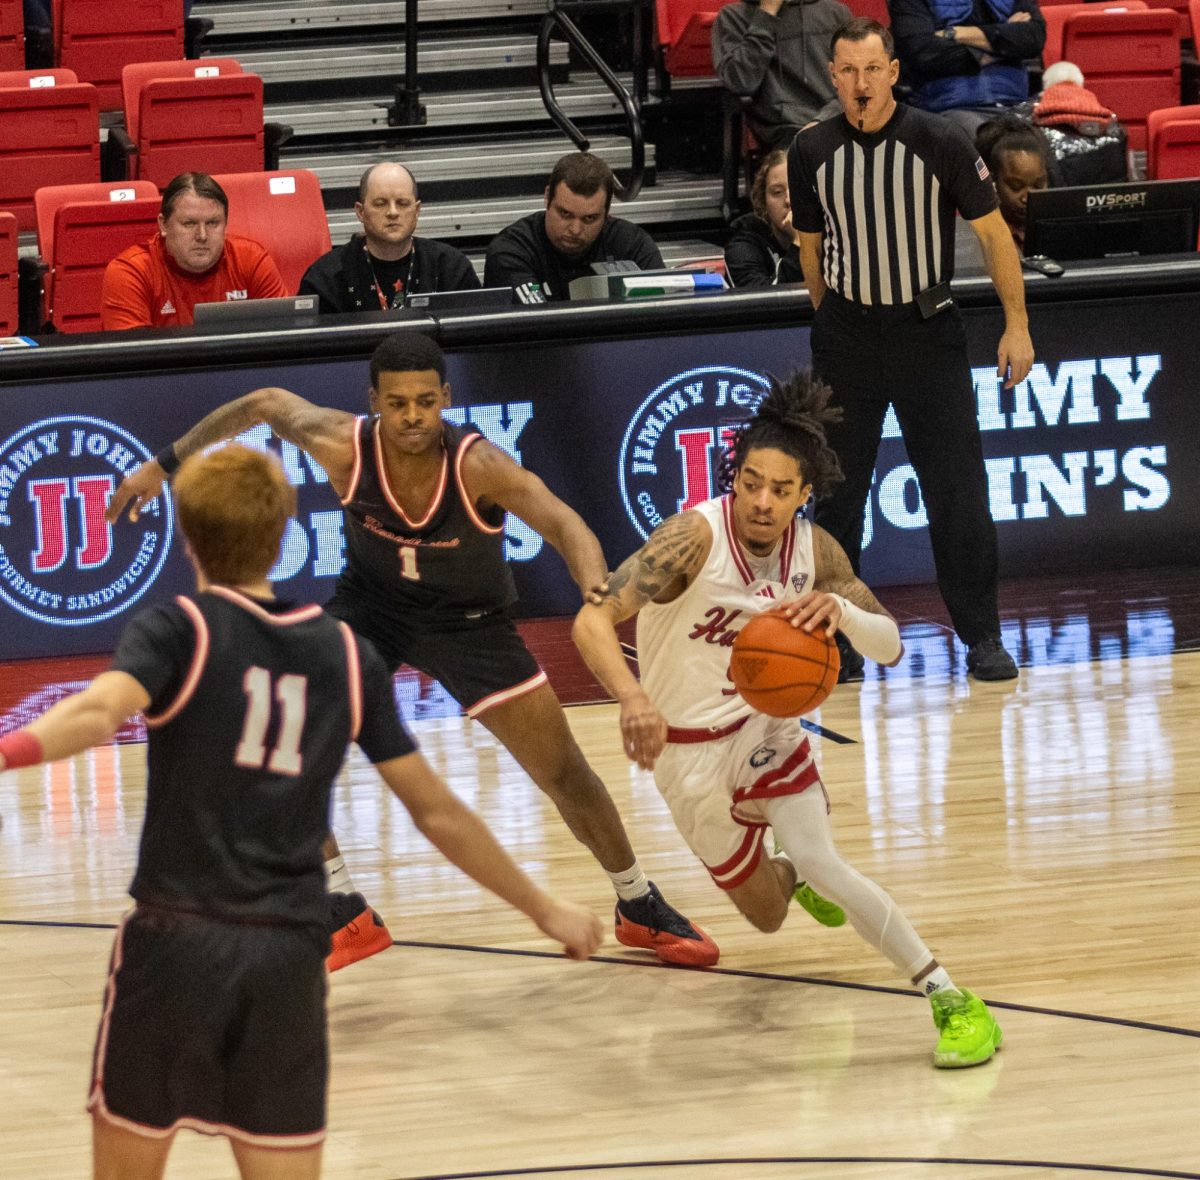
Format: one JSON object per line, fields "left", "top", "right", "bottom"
{"left": 267, "top": 77, "right": 637, "bottom": 136}
{"left": 233, "top": 33, "right": 564, "bottom": 86}
{"left": 198, "top": 0, "right": 548, "bottom": 37}
{"left": 288, "top": 136, "right": 655, "bottom": 192}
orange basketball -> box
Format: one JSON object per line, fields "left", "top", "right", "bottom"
{"left": 729, "top": 612, "right": 841, "bottom": 717}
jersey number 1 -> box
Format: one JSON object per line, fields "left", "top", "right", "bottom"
{"left": 399, "top": 544, "right": 420, "bottom": 581}
{"left": 235, "top": 667, "right": 308, "bottom": 775}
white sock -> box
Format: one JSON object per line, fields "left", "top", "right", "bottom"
{"left": 324, "top": 854, "right": 354, "bottom": 894}
{"left": 607, "top": 861, "right": 650, "bottom": 903}
{"left": 915, "top": 965, "right": 957, "bottom": 997}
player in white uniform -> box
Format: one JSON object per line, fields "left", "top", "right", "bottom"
{"left": 574, "top": 372, "right": 1003, "bottom": 1069}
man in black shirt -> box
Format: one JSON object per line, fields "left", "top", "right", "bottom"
{"left": 107, "top": 334, "right": 720, "bottom": 972}
{"left": 889, "top": 0, "right": 1046, "bottom": 136}
{"left": 789, "top": 18, "right": 1034, "bottom": 681}
{"left": 484, "top": 152, "right": 664, "bottom": 302}
{"left": 0, "top": 444, "right": 600, "bottom": 1180}
{"left": 300, "top": 162, "right": 480, "bottom": 313}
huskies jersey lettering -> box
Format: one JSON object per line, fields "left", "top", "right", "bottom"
{"left": 338, "top": 417, "right": 516, "bottom": 616}
{"left": 111, "top": 588, "right": 414, "bottom": 928}
{"left": 637, "top": 495, "right": 816, "bottom": 729}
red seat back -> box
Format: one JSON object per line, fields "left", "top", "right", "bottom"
{"left": 0, "top": 67, "right": 80, "bottom": 87}
{"left": 122, "top": 60, "right": 264, "bottom": 187}
{"left": 0, "top": 80, "right": 100, "bottom": 229}
{"left": 655, "top": 0, "right": 735, "bottom": 77}
{"left": 1147, "top": 104, "right": 1200, "bottom": 178}
{"left": 210, "top": 170, "right": 331, "bottom": 294}
{"left": 1062, "top": 9, "right": 1181, "bottom": 150}
{"left": 0, "top": 209, "right": 17, "bottom": 335}
{"left": 847, "top": 0, "right": 891, "bottom": 25}
{"left": 1042, "top": 1, "right": 1147, "bottom": 65}
{"left": 0, "top": 0, "right": 24, "bottom": 72}
{"left": 34, "top": 180, "right": 159, "bottom": 331}
{"left": 54, "top": 0, "right": 184, "bottom": 110}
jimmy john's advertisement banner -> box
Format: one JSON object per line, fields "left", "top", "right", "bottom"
{"left": 1, "top": 296, "right": 1195, "bottom": 658}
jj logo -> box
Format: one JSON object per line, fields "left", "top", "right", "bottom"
{"left": 0, "top": 415, "right": 172, "bottom": 626}
{"left": 618, "top": 365, "right": 772, "bottom": 539}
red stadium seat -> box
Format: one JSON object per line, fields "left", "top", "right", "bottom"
{"left": 1147, "top": 104, "right": 1200, "bottom": 176}
{"left": 33, "top": 180, "right": 159, "bottom": 332}
{"left": 1041, "top": 2, "right": 1147, "bottom": 66}
{"left": 847, "top": 0, "right": 891, "bottom": 25}
{"left": 210, "top": 169, "right": 331, "bottom": 294}
{"left": 0, "top": 0, "right": 24, "bottom": 71}
{"left": 0, "top": 72, "right": 100, "bottom": 230}
{"left": 120, "top": 59, "right": 265, "bottom": 188}
{"left": 1061, "top": 8, "right": 1181, "bottom": 150}
{"left": 655, "top": 0, "right": 735, "bottom": 77}
{"left": 0, "top": 210, "right": 17, "bottom": 335}
{"left": 54, "top": 0, "right": 184, "bottom": 110}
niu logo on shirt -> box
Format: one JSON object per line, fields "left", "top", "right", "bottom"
{"left": 225, "top": 290, "right": 249, "bottom": 301}
{"left": 0, "top": 415, "right": 173, "bottom": 626}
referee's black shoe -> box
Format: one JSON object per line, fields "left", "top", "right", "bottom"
{"left": 835, "top": 633, "right": 865, "bottom": 684}
{"left": 966, "top": 636, "right": 1018, "bottom": 681}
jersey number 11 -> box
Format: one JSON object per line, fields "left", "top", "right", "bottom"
{"left": 235, "top": 667, "right": 308, "bottom": 775}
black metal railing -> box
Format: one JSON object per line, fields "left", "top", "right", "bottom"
{"left": 389, "top": 0, "right": 427, "bottom": 127}
{"left": 536, "top": 0, "right": 653, "bottom": 201}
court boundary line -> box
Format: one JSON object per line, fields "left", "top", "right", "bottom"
{"left": 3, "top": 918, "right": 1197, "bottom": 1039}
{"left": 396, "top": 1155, "right": 1200, "bottom": 1180}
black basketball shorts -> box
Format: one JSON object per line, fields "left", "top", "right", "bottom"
{"left": 87, "top": 906, "right": 328, "bottom": 1147}
{"left": 326, "top": 595, "right": 547, "bottom": 717}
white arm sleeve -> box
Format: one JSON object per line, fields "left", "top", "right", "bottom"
{"left": 833, "top": 596, "right": 903, "bottom": 666}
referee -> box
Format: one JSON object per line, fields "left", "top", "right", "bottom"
{"left": 788, "top": 17, "right": 1034, "bottom": 681}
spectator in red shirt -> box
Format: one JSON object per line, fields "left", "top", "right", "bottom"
{"left": 101, "top": 172, "right": 287, "bottom": 331}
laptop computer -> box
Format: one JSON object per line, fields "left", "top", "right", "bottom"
{"left": 191, "top": 294, "right": 320, "bottom": 328}
{"left": 403, "top": 287, "right": 514, "bottom": 311}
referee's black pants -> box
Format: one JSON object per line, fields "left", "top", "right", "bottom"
{"left": 811, "top": 289, "right": 1001, "bottom": 647}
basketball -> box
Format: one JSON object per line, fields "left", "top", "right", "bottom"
{"left": 729, "top": 612, "right": 841, "bottom": 717}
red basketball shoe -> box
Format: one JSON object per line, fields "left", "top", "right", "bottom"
{"left": 327, "top": 891, "right": 393, "bottom": 973}
{"left": 614, "top": 882, "right": 719, "bottom": 967}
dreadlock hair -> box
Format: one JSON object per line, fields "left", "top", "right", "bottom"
{"left": 717, "top": 372, "right": 844, "bottom": 502}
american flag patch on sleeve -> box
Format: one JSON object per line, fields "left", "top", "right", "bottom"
{"left": 976, "top": 157, "right": 991, "bottom": 181}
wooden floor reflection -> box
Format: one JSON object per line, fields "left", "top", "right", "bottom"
{"left": 1, "top": 569, "right": 1198, "bottom": 1178}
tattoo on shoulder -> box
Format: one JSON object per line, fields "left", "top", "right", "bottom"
{"left": 606, "top": 513, "right": 707, "bottom": 605}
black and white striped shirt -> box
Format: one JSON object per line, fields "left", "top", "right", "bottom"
{"left": 789, "top": 105, "right": 997, "bottom": 306}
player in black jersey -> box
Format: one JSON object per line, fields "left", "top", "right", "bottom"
{"left": 0, "top": 445, "right": 601, "bottom": 1180}
{"left": 107, "top": 333, "right": 719, "bottom": 969}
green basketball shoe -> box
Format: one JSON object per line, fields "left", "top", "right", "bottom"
{"left": 793, "top": 881, "right": 846, "bottom": 927}
{"left": 930, "top": 988, "right": 1003, "bottom": 1068}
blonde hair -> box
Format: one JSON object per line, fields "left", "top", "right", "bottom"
{"left": 173, "top": 444, "right": 296, "bottom": 585}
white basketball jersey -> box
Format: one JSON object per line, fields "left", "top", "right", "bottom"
{"left": 637, "top": 495, "right": 817, "bottom": 730}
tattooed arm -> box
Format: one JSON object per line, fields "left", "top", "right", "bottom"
{"left": 777, "top": 524, "right": 902, "bottom": 666}
{"left": 106, "top": 388, "right": 357, "bottom": 523}
{"left": 572, "top": 511, "right": 712, "bottom": 770}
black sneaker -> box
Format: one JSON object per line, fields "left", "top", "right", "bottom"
{"left": 835, "top": 632, "right": 865, "bottom": 684}
{"left": 966, "top": 637, "right": 1018, "bottom": 681}
{"left": 614, "top": 882, "right": 719, "bottom": 966}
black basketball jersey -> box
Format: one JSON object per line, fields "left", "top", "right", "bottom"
{"left": 338, "top": 417, "right": 516, "bottom": 616}
{"left": 111, "top": 587, "right": 415, "bottom": 929}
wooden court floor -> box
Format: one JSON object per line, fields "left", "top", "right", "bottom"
{"left": 1, "top": 568, "right": 1198, "bottom": 1179}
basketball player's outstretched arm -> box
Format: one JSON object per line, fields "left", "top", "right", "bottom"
{"left": 106, "top": 388, "right": 358, "bottom": 523}
{"left": 573, "top": 511, "right": 712, "bottom": 770}
{"left": 0, "top": 672, "right": 150, "bottom": 770}
{"left": 780, "top": 525, "right": 903, "bottom": 666}
{"left": 375, "top": 751, "right": 603, "bottom": 960}
{"left": 462, "top": 439, "right": 608, "bottom": 597}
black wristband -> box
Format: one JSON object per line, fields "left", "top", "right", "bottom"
{"left": 154, "top": 444, "right": 181, "bottom": 475}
